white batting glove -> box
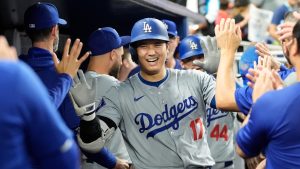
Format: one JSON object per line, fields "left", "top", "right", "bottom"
{"left": 69, "top": 69, "right": 99, "bottom": 121}
{"left": 193, "top": 36, "right": 220, "bottom": 75}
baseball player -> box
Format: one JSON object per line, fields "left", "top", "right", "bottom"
{"left": 180, "top": 35, "right": 235, "bottom": 169}
{"left": 162, "top": 19, "right": 181, "bottom": 69}
{"left": 75, "top": 27, "right": 131, "bottom": 169}
{"left": 127, "top": 19, "right": 182, "bottom": 78}
{"left": 236, "top": 20, "right": 300, "bottom": 168}
{"left": 71, "top": 18, "right": 217, "bottom": 168}
{"left": 20, "top": 3, "right": 117, "bottom": 168}
{"left": 0, "top": 36, "right": 80, "bottom": 169}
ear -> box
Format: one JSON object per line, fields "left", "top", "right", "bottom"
{"left": 290, "top": 38, "right": 298, "bottom": 57}
{"left": 109, "top": 50, "right": 116, "bottom": 61}
{"left": 50, "top": 25, "right": 58, "bottom": 37}
{"left": 180, "top": 60, "right": 185, "bottom": 69}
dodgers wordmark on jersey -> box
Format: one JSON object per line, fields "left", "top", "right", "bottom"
{"left": 100, "top": 69, "right": 216, "bottom": 169}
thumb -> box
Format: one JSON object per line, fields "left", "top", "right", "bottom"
{"left": 51, "top": 52, "right": 60, "bottom": 68}
{"left": 193, "top": 60, "right": 205, "bottom": 68}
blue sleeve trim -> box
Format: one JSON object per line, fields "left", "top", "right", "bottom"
{"left": 83, "top": 147, "right": 116, "bottom": 168}
{"left": 210, "top": 96, "right": 216, "bottom": 109}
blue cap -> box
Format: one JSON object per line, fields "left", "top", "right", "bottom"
{"left": 162, "top": 19, "right": 178, "bottom": 37}
{"left": 24, "top": 2, "right": 67, "bottom": 30}
{"left": 130, "top": 18, "right": 169, "bottom": 44}
{"left": 88, "top": 27, "right": 131, "bottom": 56}
{"left": 179, "top": 35, "right": 204, "bottom": 60}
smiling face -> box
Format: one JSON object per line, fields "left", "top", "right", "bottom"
{"left": 136, "top": 39, "right": 168, "bottom": 79}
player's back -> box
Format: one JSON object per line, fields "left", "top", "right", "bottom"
{"left": 255, "top": 82, "right": 300, "bottom": 169}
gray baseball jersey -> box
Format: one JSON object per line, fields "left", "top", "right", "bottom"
{"left": 205, "top": 105, "right": 235, "bottom": 169}
{"left": 100, "top": 69, "right": 216, "bottom": 169}
{"left": 82, "top": 71, "right": 131, "bottom": 169}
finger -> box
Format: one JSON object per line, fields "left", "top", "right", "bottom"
{"left": 272, "top": 69, "right": 284, "bottom": 89}
{"left": 266, "top": 55, "right": 272, "bottom": 70}
{"left": 193, "top": 60, "right": 205, "bottom": 68}
{"left": 229, "top": 19, "right": 235, "bottom": 32}
{"left": 211, "top": 37, "right": 217, "bottom": 49}
{"left": 253, "top": 61, "right": 257, "bottom": 70}
{"left": 63, "top": 38, "right": 71, "bottom": 59}
{"left": 236, "top": 26, "right": 242, "bottom": 39}
{"left": 73, "top": 42, "right": 83, "bottom": 60}
{"left": 247, "top": 81, "right": 254, "bottom": 89}
{"left": 51, "top": 52, "right": 60, "bottom": 68}
{"left": 215, "top": 24, "right": 220, "bottom": 36}
{"left": 200, "top": 38, "right": 208, "bottom": 54}
{"left": 0, "top": 36, "right": 9, "bottom": 47}
{"left": 246, "top": 73, "right": 256, "bottom": 83}
{"left": 293, "top": 11, "right": 300, "bottom": 19}
{"left": 69, "top": 39, "right": 80, "bottom": 57}
{"left": 73, "top": 72, "right": 80, "bottom": 84}
{"left": 207, "top": 36, "right": 214, "bottom": 51}
{"left": 224, "top": 18, "right": 231, "bottom": 31}
{"left": 78, "top": 69, "right": 88, "bottom": 86}
{"left": 220, "top": 18, "right": 225, "bottom": 31}
{"left": 78, "top": 51, "right": 90, "bottom": 64}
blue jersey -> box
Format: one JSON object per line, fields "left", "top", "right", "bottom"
{"left": 236, "top": 82, "right": 300, "bottom": 169}
{"left": 20, "top": 47, "right": 79, "bottom": 130}
{"left": 0, "top": 61, "right": 80, "bottom": 169}
{"left": 271, "top": 4, "right": 290, "bottom": 25}
{"left": 235, "top": 68, "right": 295, "bottom": 115}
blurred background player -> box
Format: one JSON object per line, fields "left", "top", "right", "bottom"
{"left": 182, "top": 35, "right": 236, "bottom": 169}
{"left": 162, "top": 19, "right": 182, "bottom": 70}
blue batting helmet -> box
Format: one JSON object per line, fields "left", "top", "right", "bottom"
{"left": 130, "top": 18, "right": 169, "bottom": 44}
{"left": 179, "top": 35, "right": 204, "bottom": 60}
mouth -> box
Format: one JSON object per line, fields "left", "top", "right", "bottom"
{"left": 146, "top": 57, "right": 159, "bottom": 62}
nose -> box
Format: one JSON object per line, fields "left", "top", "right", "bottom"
{"left": 146, "top": 45, "right": 156, "bottom": 56}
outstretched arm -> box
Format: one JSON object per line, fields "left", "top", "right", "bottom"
{"left": 215, "top": 18, "right": 242, "bottom": 111}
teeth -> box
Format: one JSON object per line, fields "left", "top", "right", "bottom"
{"left": 146, "top": 58, "right": 158, "bottom": 62}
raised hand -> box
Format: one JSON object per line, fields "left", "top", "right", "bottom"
{"left": 52, "top": 38, "right": 89, "bottom": 78}
{"left": 252, "top": 68, "right": 274, "bottom": 102}
{"left": 193, "top": 36, "right": 220, "bottom": 74}
{"left": 69, "top": 70, "right": 98, "bottom": 120}
{"left": 215, "top": 18, "right": 242, "bottom": 55}
{"left": 0, "top": 36, "right": 17, "bottom": 60}
{"left": 255, "top": 43, "right": 281, "bottom": 70}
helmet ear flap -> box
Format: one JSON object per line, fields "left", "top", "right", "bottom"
{"left": 129, "top": 45, "right": 138, "bottom": 64}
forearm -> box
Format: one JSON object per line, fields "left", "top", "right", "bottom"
{"left": 216, "top": 50, "right": 239, "bottom": 111}
{"left": 268, "top": 25, "right": 280, "bottom": 41}
{"left": 48, "top": 73, "right": 72, "bottom": 108}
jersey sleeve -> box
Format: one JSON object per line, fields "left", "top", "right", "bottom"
{"left": 195, "top": 71, "right": 216, "bottom": 107}
{"left": 18, "top": 63, "right": 80, "bottom": 169}
{"left": 234, "top": 86, "right": 253, "bottom": 115}
{"left": 48, "top": 73, "right": 73, "bottom": 108}
{"left": 236, "top": 94, "right": 271, "bottom": 157}
{"left": 97, "top": 85, "right": 122, "bottom": 126}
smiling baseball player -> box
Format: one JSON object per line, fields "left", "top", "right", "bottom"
{"left": 71, "top": 18, "right": 218, "bottom": 169}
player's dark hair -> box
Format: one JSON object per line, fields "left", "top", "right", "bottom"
{"left": 25, "top": 27, "right": 53, "bottom": 42}
{"left": 293, "top": 20, "right": 300, "bottom": 52}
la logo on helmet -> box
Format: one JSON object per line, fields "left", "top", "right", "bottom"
{"left": 189, "top": 41, "right": 198, "bottom": 50}
{"left": 163, "top": 22, "right": 168, "bottom": 30}
{"left": 143, "top": 22, "right": 152, "bottom": 33}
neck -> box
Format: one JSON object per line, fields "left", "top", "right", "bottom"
{"left": 33, "top": 40, "right": 54, "bottom": 52}
{"left": 87, "top": 56, "right": 111, "bottom": 75}
{"left": 140, "top": 67, "right": 167, "bottom": 82}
